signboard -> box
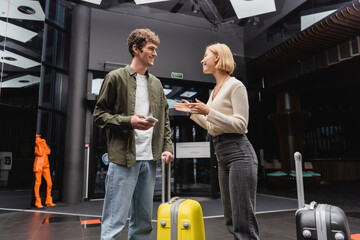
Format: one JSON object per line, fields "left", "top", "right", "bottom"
{"left": 0, "top": 152, "right": 12, "bottom": 170}
{"left": 171, "top": 72, "right": 183, "bottom": 79}
{"left": 176, "top": 142, "right": 210, "bottom": 159}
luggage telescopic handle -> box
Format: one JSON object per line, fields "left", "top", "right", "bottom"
{"left": 161, "top": 156, "right": 171, "bottom": 203}
{"left": 294, "top": 152, "right": 305, "bottom": 209}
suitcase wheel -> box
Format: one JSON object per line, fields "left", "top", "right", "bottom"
{"left": 302, "top": 229, "right": 311, "bottom": 238}
{"left": 334, "top": 232, "right": 345, "bottom": 240}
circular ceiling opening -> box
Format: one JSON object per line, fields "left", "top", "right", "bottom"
{"left": 1, "top": 56, "right": 17, "bottom": 61}
{"left": 18, "top": 6, "right": 36, "bottom": 15}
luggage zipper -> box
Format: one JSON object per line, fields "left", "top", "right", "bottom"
{"left": 171, "top": 198, "right": 186, "bottom": 240}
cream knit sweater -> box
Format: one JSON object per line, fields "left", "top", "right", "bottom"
{"left": 190, "top": 77, "right": 249, "bottom": 136}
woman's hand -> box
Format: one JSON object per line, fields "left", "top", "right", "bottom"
{"left": 174, "top": 99, "right": 192, "bottom": 113}
{"left": 174, "top": 99, "right": 210, "bottom": 115}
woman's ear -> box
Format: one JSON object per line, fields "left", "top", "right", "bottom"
{"left": 215, "top": 54, "right": 220, "bottom": 63}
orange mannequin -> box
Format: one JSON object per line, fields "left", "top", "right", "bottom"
{"left": 33, "top": 134, "right": 55, "bottom": 208}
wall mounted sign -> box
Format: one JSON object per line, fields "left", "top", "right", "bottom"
{"left": 176, "top": 142, "right": 210, "bottom": 158}
{"left": 171, "top": 72, "right": 183, "bottom": 79}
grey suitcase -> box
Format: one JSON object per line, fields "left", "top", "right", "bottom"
{"left": 295, "top": 201, "right": 351, "bottom": 240}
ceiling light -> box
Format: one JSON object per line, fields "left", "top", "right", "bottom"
{"left": 192, "top": 0, "right": 200, "bottom": 14}
{"left": 0, "top": 0, "right": 45, "bottom": 21}
{"left": 0, "top": 20, "right": 37, "bottom": 43}
{"left": 167, "top": 99, "right": 182, "bottom": 108}
{"left": 301, "top": 9, "right": 336, "bottom": 31}
{"left": 0, "top": 50, "right": 40, "bottom": 69}
{"left": 163, "top": 89, "right": 172, "bottom": 95}
{"left": 180, "top": 91, "right": 197, "bottom": 98}
{"left": 230, "top": 0, "right": 276, "bottom": 19}
{"left": 250, "top": 16, "right": 260, "bottom": 26}
{"left": 1, "top": 74, "right": 40, "bottom": 88}
{"left": 134, "top": 0, "right": 171, "bottom": 5}
{"left": 81, "top": 0, "right": 102, "bottom": 4}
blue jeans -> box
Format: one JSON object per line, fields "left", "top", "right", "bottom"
{"left": 101, "top": 161, "right": 157, "bottom": 240}
{"left": 213, "top": 133, "right": 260, "bottom": 240}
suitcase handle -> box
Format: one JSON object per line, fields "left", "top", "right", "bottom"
{"left": 169, "top": 197, "right": 180, "bottom": 204}
{"left": 161, "top": 156, "right": 171, "bottom": 203}
{"left": 309, "top": 201, "right": 317, "bottom": 210}
{"left": 294, "top": 152, "right": 305, "bottom": 209}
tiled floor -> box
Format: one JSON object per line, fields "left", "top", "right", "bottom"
{"left": 1, "top": 208, "right": 360, "bottom": 240}
{"left": 0, "top": 180, "right": 360, "bottom": 240}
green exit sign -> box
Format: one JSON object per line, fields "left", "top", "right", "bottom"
{"left": 171, "top": 72, "right": 183, "bottom": 79}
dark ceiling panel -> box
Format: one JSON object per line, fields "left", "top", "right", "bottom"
{"left": 247, "top": 0, "right": 360, "bottom": 69}
{"left": 170, "top": 1, "right": 185, "bottom": 13}
{"left": 211, "top": 0, "right": 236, "bottom": 19}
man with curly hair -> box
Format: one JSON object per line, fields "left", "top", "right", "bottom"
{"left": 94, "top": 28, "right": 174, "bottom": 240}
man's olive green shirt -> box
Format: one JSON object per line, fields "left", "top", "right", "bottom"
{"left": 93, "top": 66, "right": 173, "bottom": 167}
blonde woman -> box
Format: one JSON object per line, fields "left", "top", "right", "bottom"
{"left": 174, "top": 43, "right": 259, "bottom": 240}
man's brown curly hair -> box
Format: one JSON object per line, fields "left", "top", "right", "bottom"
{"left": 127, "top": 29, "right": 160, "bottom": 57}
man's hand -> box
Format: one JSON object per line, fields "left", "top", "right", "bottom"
{"left": 162, "top": 151, "right": 174, "bottom": 164}
{"left": 131, "top": 114, "right": 155, "bottom": 130}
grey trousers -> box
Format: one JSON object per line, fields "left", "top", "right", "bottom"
{"left": 213, "top": 133, "right": 260, "bottom": 240}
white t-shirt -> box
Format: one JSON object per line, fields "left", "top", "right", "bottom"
{"left": 134, "top": 73, "right": 154, "bottom": 160}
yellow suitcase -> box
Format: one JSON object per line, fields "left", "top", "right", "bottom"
{"left": 157, "top": 158, "right": 206, "bottom": 240}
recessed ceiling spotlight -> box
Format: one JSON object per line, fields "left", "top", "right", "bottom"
{"left": 1, "top": 75, "right": 40, "bottom": 88}
{"left": 19, "top": 80, "right": 30, "bottom": 83}
{"left": 1, "top": 56, "right": 17, "bottom": 61}
{"left": 17, "top": 6, "right": 36, "bottom": 15}
{"left": 1, "top": 50, "right": 40, "bottom": 68}
{"left": 0, "top": 0, "right": 45, "bottom": 21}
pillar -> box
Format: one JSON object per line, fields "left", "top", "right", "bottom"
{"left": 62, "top": 4, "right": 90, "bottom": 203}
{"left": 268, "top": 91, "right": 310, "bottom": 173}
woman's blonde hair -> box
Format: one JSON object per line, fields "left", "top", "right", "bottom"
{"left": 206, "top": 43, "right": 235, "bottom": 75}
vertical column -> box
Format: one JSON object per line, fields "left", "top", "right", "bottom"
{"left": 268, "top": 91, "right": 310, "bottom": 173}
{"left": 62, "top": 4, "right": 90, "bottom": 203}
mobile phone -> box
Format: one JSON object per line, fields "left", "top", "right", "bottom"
{"left": 145, "top": 116, "right": 158, "bottom": 123}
